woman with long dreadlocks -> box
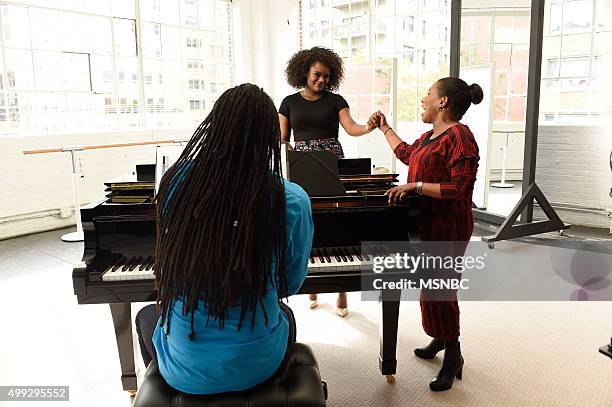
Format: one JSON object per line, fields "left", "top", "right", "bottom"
{"left": 135, "top": 84, "right": 314, "bottom": 394}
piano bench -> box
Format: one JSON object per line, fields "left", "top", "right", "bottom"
{"left": 132, "top": 342, "right": 328, "bottom": 407}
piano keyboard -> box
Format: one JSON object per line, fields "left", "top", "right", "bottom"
{"left": 102, "top": 256, "right": 155, "bottom": 281}
{"left": 308, "top": 246, "right": 375, "bottom": 274}
{"left": 102, "top": 247, "right": 382, "bottom": 281}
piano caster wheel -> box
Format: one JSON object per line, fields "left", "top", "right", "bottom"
{"left": 487, "top": 242, "right": 495, "bottom": 249}
{"left": 385, "top": 375, "right": 396, "bottom": 384}
{"left": 128, "top": 389, "right": 137, "bottom": 398}
{"left": 558, "top": 230, "right": 565, "bottom": 236}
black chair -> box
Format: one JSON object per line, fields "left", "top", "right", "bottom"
{"left": 132, "top": 343, "right": 328, "bottom": 407}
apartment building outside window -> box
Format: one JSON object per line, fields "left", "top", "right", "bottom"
{"left": 0, "top": 0, "right": 234, "bottom": 136}
{"left": 300, "top": 0, "right": 451, "bottom": 170}
{"left": 540, "top": 0, "right": 609, "bottom": 124}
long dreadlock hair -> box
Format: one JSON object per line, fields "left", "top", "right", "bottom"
{"left": 155, "top": 84, "right": 287, "bottom": 339}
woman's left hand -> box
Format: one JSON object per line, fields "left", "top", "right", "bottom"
{"left": 366, "top": 111, "right": 381, "bottom": 131}
{"left": 385, "top": 183, "right": 416, "bottom": 204}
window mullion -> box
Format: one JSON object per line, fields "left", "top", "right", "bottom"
{"left": 391, "top": 56, "right": 398, "bottom": 173}
{"left": 135, "top": 0, "right": 146, "bottom": 128}
{"left": 0, "top": 6, "right": 7, "bottom": 102}
{"left": 110, "top": 17, "right": 120, "bottom": 127}
{"left": 588, "top": 0, "right": 596, "bottom": 116}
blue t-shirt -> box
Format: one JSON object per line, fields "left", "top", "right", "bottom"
{"left": 152, "top": 179, "right": 313, "bottom": 394}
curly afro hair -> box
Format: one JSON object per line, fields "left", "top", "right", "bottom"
{"left": 285, "top": 47, "right": 344, "bottom": 92}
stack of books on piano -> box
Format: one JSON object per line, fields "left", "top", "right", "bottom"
{"left": 105, "top": 179, "right": 155, "bottom": 204}
{"left": 340, "top": 173, "right": 399, "bottom": 195}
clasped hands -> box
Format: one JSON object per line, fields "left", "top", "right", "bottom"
{"left": 365, "top": 111, "right": 390, "bottom": 133}
{"left": 365, "top": 111, "right": 416, "bottom": 204}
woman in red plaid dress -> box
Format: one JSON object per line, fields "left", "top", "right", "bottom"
{"left": 371, "top": 77, "right": 483, "bottom": 392}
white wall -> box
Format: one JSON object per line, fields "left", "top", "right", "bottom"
{"left": 534, "top": 125, "right": 612, "bottom": 229}
{"left": 0, "top": 129, "right": 191, "bottom": 239}
{"left": 235, "top": 0, "right": 300, "bottom": 106}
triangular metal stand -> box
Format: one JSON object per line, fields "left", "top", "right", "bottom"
{"left": 482, "top": 182, "right": 570, "bottom": 247}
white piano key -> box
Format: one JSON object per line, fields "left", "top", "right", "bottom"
{"left": 102, "top": 263, "right": 155, "bottom": 281}
{"left": 308, "top": 246, "right": 366, "bottom": 274}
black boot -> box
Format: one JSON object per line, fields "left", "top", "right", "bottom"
{"left": 414, "top": 339, "right": 445, "bottom": 359}
{"left": 429, "top": 340, "right": 463, "bottom": 391}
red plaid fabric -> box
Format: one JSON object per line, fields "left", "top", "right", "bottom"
{"left": 394, "top": 123, "right": 479, "bottom": 339}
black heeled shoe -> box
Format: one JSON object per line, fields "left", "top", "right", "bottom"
{"left": 414, "top": 339, "right": 445, "bottom": 359}
{"left": 429, "top": 341, "right": 463, "bottom": 391}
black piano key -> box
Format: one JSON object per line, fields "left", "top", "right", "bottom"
{"left": 342, "top": 247, "right": 353, "bottom": 262}
{"left": 336, "top": 247, "right": 347, "bottom": 263}
{"left": 348, "top": 247, "right": 356, "bottom": 262}
{"left": 335, "top": 248, "right": 343, "bottom": 262}
{"left": 120, "top": 257, "right": 133, "bottom": 272}
{"left": 129, "top": 256, "right": 143, "bottom": 271}
{"left": 316, "top": 248, "right": 325, "bottom": 263}
{"left": 125, "top": 256, "right": 138, "bottom": 271}
{"left": 321, "top": 248, "right": 331, "bottom": 263}
{"left": 111, "top": 257, "right": 126, "bottom": 272}
{"left": 331, "top": 247, "right": 342, "bottom": 262}
{"left": 355, "top": 247, "right": 365, "bottom": 262}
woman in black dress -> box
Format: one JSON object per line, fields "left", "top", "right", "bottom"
{"left": 279, "top": 46, "right": 378, "bottom": 317}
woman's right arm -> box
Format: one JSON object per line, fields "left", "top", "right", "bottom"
{"left": 380, "top": 125, "right": 403, "bottom": 151}
{"left": 279, "top": 113, "right": 291, "bottom": 144}
{"left": 375, "top": 112, "right": 417, "bottom": 166}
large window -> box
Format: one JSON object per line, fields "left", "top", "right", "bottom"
{"left": 461, "top": 14, "right": 530, "bottom": 124}
{"left": 548, "top": 0, "right": 603, "bottom": 35}
{"left": 459, "top": 8, "right": 531, "bottom": 214}
{"left": 300, "top": 0, "right": 451, "bottom": 170}
{"left": 540, "top": 0, "right": 609, "bottom": 124}
{"left": 0, "top": 0, "right": 234, "bottom": 136}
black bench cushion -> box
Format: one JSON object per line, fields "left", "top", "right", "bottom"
{"left": 133, "top": 342, "right": 327, "bottom": 407}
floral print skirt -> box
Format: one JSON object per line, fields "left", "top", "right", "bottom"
{"left": 293, "top": 138, "right": 345, "bottom": 159}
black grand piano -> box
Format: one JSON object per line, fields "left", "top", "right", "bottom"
{"left": 72, "top": 170, "right": 420, "bottom": 394}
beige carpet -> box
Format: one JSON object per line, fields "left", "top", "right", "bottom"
{"left": 2, "top": 228, "right": 609, "bottom": 406}
{"left": 288, "top": 293, "right": 612, "bottom": 407}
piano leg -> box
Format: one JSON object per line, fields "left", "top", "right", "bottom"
{"left": 379, "top": 291, "right": 401, "bottom": 383}
{"left": 109, "top": 303, "right": 138, "bottom": 393}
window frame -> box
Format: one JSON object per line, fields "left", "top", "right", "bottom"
{"left": 0, "top": 0, "right": 235, "bottom": 136}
